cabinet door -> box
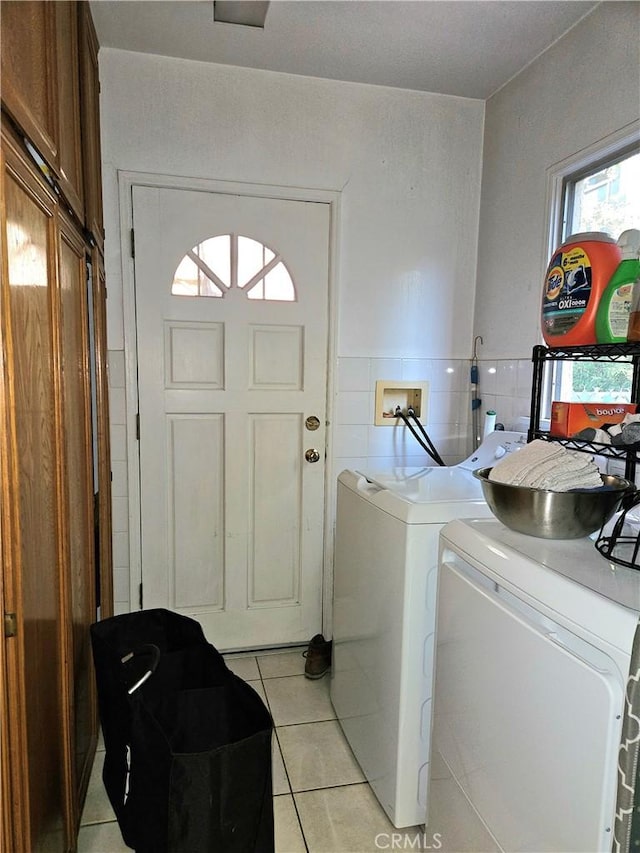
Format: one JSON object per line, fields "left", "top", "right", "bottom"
{"left": 55, "top": 1, "right": 85, "bottom": 221}
{"left": 0, "top": 1, "right": 58, "bottom": 167}
{"left": 79, "top": 3, "right": 104, "bottom": 252}
{"left": 58, "top": 212, "right": 98, "bottom": 810}
{"left": 0, "top": 356, "right": 15, "bottom": 853}
{"left": 91, "top": 250, "right": 114, "bottom": 617}
{"left": 1, "top": 2, "right": 85, "bottom": 222}
{"left": 2, "top": 125, "right": 72, "bottom": 852}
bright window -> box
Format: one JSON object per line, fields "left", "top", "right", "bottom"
{"left": 563, "top": 149, "right": 639, "bottom": 238}
{"left": 548, "top": 143, "right": 640, "bottom": 409}
{"left": 171, "top": 234, "right": 296, "bottom": 301}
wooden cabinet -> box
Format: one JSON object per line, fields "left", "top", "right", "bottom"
{"left": 79, "top": 4, "right": 104, "bottom": 251}
{"left": 1, "top": 1, "right": 98, "bottom": 235}
{"left": 91, "top": 250, "right": 114, "bottom": 620}
{"left": 2, "top": 126, "right": 76, "bottom": 852}
{"left": 0, "top": 2, "right": 58, "bottom": 173}
{"left": 1, "top": 3, "right": 110, "bottom": 850}
{"left": 58, "top": 206, "right": 97, "bottom": 805}
{"left": 55, "top": 2, "right": 85, "bottom": 221}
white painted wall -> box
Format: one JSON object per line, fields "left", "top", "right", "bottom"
{"left": 100, "top": 50, "right": 485, "bottom": 359}
{"left": 99, "top": 4, "right": 639, "bottom": 614}
{"left": 99, "top": 52, "right": 485, "bottom": 612}
{"left": 474, "top": 1, "right": 640, "bottom": 361}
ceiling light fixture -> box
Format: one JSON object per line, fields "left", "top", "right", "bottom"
{"left": 213, "top": 1, "right": 270, "bottom": 28}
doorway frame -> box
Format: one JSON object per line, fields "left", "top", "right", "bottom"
{"left": 117, "top": 170, "right": 341, "bottom": 643}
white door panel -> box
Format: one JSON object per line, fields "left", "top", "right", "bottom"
{"left": 132, "top": 185, "right": 330, "bottom": 649}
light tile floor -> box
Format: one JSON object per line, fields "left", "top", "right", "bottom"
{"left": 78, "top": 647, "right": 430, "bottom": 853}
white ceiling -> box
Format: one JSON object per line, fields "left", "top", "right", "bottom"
{"left": 90, "top": 0, "right": 600, "bottom": 100}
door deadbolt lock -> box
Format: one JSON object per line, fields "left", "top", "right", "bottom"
{"left": 305, "top": 415, "right": 321, "bottom": 431}
{"left": 305, "top": 448, "right": 321, "bottom": 463}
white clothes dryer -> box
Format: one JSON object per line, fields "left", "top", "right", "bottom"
{"left": 431, "top": 518, "right": 640, "bottom": 852}
{"left": 329, "top": 431, "right": 526, "bottom": 828}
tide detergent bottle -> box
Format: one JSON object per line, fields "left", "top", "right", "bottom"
{"left": 541, "top": 232, "right": 621, "bottom": 347}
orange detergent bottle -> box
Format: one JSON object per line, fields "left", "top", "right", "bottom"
{"left": 541, "top": 232, "right": 622, "bottom": 347}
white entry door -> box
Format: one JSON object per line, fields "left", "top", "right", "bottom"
{"left": 132, "top": 185, "right": 330, "bottom": 649}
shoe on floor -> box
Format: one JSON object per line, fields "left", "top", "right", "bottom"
{"left": 303, "top": 633, "right": 332, "bottom": 679}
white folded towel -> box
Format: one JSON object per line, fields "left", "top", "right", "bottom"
{"left": 488, "top": 439, "right": 602, "bottom": 491}
{"left": 530, "top": 457, "right": 603, "bottom": 490}
{"left": 487, "top": 440, "right": 563, "bottom": 486}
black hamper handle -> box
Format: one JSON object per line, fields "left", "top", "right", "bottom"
{"left": 121, "top": 643, "right": 161, "bottom": 695}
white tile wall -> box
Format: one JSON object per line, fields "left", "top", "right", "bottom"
{"left": 478, "top": 358, "right": 533, "bottom": 433}
{"left": 107, "top": 350, "right": 532, "bottom": 616}
{"left": 334, "top": 392, "right": 373, "bottom": 426}
{"left": 109, "top": 426, "right": 127, "bottom": 462}
{"left": 333, "top": 356, "right": 471, "bottom": 473}
{"left": 110, "top": 461, "right": 128, "bottom": 498}
{"left": 108, "top": 349, "right": 130, "bottom": 614}
{"left": 107, "top": 350, "right": 125, "bottom": 389}
{"left": 110, "top": 498, "right": 129, "bottom": 533}
{"left": 107, "top": 389, "right": 126, "bottom": 427}
{"left": 333, "top": 424, "right": 369, "bottom": 459}
{"left": 371, "top": 358, "right": 403, "bottom": 380}
{"left": 336, "top": 358, "right": 370, "bottom": 392}
{"left": 111, "top": 531, "right": 129, "bottom": 567}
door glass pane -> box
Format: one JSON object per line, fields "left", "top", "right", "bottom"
{"left": 198, "top": 235, "right": 230, "bottom": 287}
{"left": 172, "top": 233, "right": 295, "bottom": 301}
{"left": 199, "top": 276, "right": 224, "bottom": 298}
{"left": 238, "top": 235, "right": 267, "bottom": 288}
{"left": 261, "top": 262, "right": 296, "bottom": 301}
{"left": 172, "top": 255, "right": 199, "bottom": 296}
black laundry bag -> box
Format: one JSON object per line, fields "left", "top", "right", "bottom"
{"left": 90, "top": 609, "right": 274, "bottom": 853}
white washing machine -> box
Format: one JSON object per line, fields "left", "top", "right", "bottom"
{"left": 431, "top": 518, "right": 640, "bottom": 852}
{"left": 330, "top": 430, "right": 527, "bottom": 828}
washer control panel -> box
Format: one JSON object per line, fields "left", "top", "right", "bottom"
{"left": 457, "top": 431, "right": 527, "bottom": 470}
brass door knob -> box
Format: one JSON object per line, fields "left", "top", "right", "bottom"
{"left": 305, "top": 448, "right": 321, "bottom": 463}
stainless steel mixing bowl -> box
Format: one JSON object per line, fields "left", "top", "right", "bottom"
{"left": 473, "top": 467, "right": 634, "bottom": 539}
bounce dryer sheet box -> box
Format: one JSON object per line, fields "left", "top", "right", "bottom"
{"left": 550, "top": 401, "right": 637, "bottom": 438}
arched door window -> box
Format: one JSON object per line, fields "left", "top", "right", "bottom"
{"left": 171, "top": 234, "right": 296, "bottom": 301}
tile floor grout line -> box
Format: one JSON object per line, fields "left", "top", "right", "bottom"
{"left": 225, "top": 646, "right": 307, "bottom": 661}
{"left": 258, "top": 659, "right": 318, "bottom": 851}
{"left": 289, "top": 793, "right": 311, "bottom": 853}
{"left": 257, "top": 670, "right": 301, "bottom": 808}
{"left": 273, "top": 696, "right": 310, "bottom": 851}
{"left": 291, "top": 779, "right": 370, "bottom": 795}
{"left": 80, "top": 817, "right": 121, "bottom": 829}
{"left": 258, "top": 672, "right": 272, "bottom": 714}
{"left": 273, "top": 726, "right": 293, "bottom": 794}
{"left": 273, "top": 715, "right": 337, "bottom": 728}
{"left": 259, "top": 671, "right": 328, "bottom": 681}
{"left": 275, "top": 714, "right": 337, "bottom": 727}
{"left": 255, "top": 651, "right": 309, "bottom": 680}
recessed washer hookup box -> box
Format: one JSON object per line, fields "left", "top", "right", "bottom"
{"left": 550, "top": 401, "right": 637, "bottom": 438}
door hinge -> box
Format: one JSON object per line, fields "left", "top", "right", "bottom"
{"left": 4, "top": 613, "right": 17, "bottom": 638}
{"left": 130, "top": 228, "right": 135, "bottom": 259}
{"left": 139, "top": 583, "right": 143, "bottom": 609}
{"left": 136, "top": 413, "right": 140, "bottom": 440}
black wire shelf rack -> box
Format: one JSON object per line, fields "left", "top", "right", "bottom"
{"left": 529, "top": 343, "right": 640, "bottom": 483}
